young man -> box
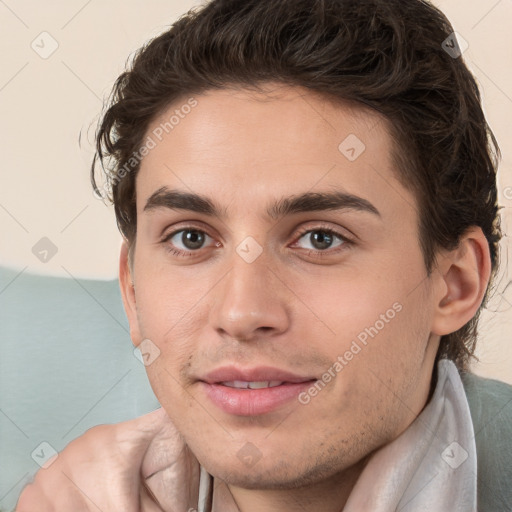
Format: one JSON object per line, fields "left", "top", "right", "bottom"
{"left": 17, "top": 0, "right": 512, "bottom": 510}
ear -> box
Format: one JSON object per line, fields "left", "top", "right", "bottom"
{"left": 431, "top": 227, "right": 492, "bottom": 336}
{"left": 119, "top": 240, "right": 143, "bottom": 347}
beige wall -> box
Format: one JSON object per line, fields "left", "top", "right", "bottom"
{"left": 1, "top": 0, "right": 511, "bottom": 382}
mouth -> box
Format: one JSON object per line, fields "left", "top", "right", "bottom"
{"left": 198, "top": 366, "right": 317, "bottom": 416}
{"left": 220, "top": 380, "right": 285, "bottom": 389}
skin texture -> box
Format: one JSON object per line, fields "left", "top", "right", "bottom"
{"left": 119, "top": 84, "right": 490, "bottom": 511}
{"left": 17, "top": 83, "right": 491, "bottom": 511}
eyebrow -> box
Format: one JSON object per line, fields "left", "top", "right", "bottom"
{"left": 143, "top": 186, "right": 381, "bottom": 219}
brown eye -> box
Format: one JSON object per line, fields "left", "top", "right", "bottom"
{"left": 180, "top": 230, "right": 206, "bottom": 250}
{"left": 164, "top": 229, "right": 214, "bottom": 253}
{"left": 296, "top": 229, "right": 345, "bottom": 251}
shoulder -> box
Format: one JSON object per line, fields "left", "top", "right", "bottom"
{"left": 460, "top": 370, "right": 512, "bottom": 511}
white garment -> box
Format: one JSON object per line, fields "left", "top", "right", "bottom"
{"left": 197, "top": 359, "right": 477, "bottom": 511}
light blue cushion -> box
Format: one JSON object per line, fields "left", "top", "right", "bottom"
{"left": 0, "top": 266, "right": 159, "bottom": 511}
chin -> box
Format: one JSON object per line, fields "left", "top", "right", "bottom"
{"left": 201, "top": 452, "right": 351, "bottom": 491}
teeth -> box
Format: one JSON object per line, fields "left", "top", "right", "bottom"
{"left": 223, "top": 380, "right": 249, "bottom": 389}
{"left": 221, "top": 380, "right": 284, "bottom": 389}
{"left": 249, "top": 381, "right": 283, "bottom": 389}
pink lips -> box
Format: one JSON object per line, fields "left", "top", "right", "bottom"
{"left": 199, "top": 366, "right": 316, "bottom": 416}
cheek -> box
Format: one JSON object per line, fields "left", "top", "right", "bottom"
{"left": 294, "top": 264, "right": 409, "bottom": 344}
{"left": 301, "top": 265, "right": 433, "bottom": 410}
{"left": 133, "top": 282, "right": 203, "bottom": 400}
{"left": 133, "top": 260, "right": 205, "bottom": 338}
{"left": 329, "top": 289, "right": 433, "bottom": 429}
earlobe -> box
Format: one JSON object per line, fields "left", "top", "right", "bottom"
{"left": 431, "top": 227, "right": 491, "bottom": 336}
{"left": 119, "top": 240, "right": 143, "bottom": 346}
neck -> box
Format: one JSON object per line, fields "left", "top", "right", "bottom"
{"left": 212, "top": 454, "right": 372, "bottom": 512}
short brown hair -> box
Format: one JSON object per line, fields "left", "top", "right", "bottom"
{"left": 92, "top": 0, "right": 501, "bottom": 372}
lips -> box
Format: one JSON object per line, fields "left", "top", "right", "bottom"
{"left": 202, "top": 366, "right": 314, "bottom": 385}
{"left": 199, "top": 366, "right": 317, "bottom": 416}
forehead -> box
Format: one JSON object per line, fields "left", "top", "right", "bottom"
{"left": 135, "top": 85, "right": 415, "bottom": 222}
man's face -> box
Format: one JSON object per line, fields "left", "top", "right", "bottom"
{"left": 124, "top": 85, "right": 442, "bottom": 488}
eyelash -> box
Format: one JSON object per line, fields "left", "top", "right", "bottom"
{"left": 292, "top": 225, "right": 351, "bottom": 258}
{"left": 160, "top": 224, "right": 352, "bottom": 259}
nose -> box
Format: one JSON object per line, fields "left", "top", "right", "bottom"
{"left": 210, "top": 249, "right": 290, "bottom": 342}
